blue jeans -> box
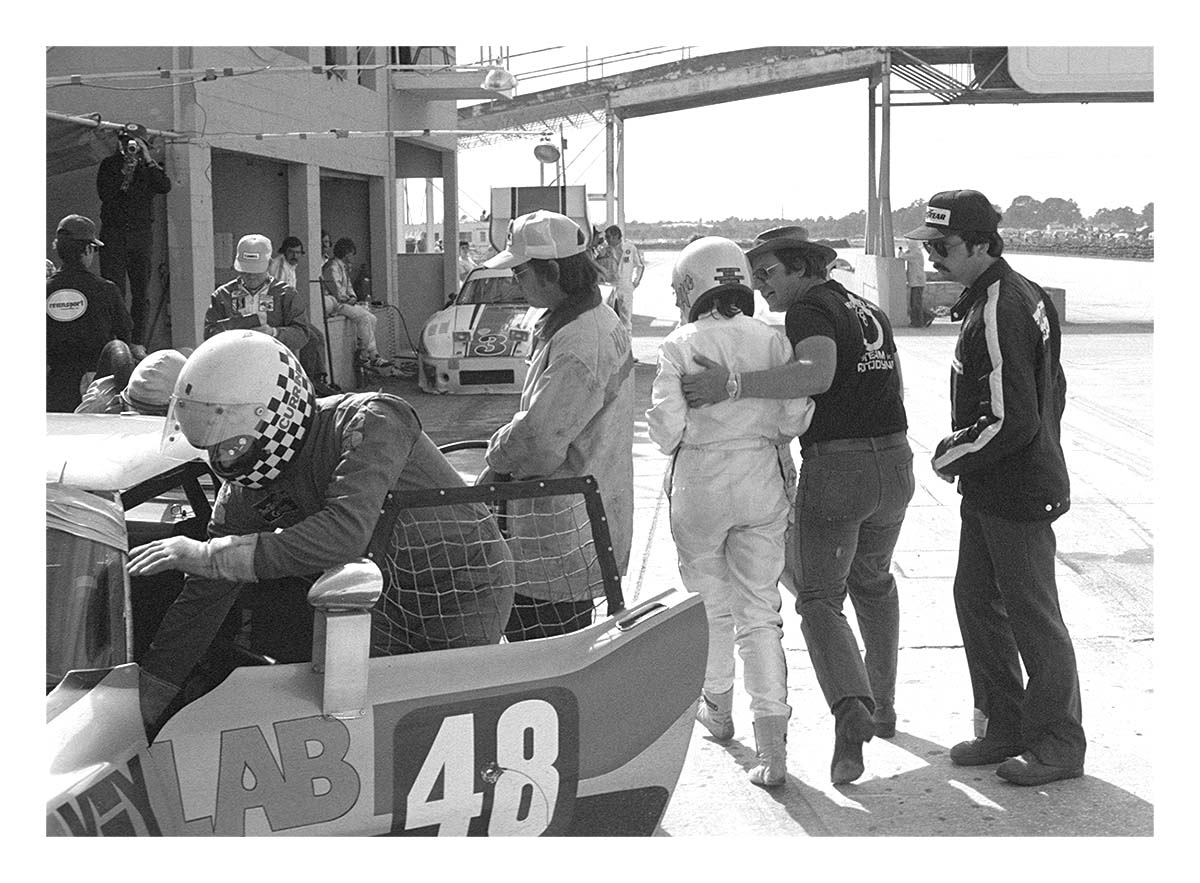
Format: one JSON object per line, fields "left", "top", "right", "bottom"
{"left": 795, "top": 433, "right": 914, "bottom": 713}
{"left": 953, "top": 505, "right": 1085, "bottom": 767}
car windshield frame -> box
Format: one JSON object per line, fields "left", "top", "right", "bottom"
{"left": 455, "top": 271, "right": 527, "bottom": 307}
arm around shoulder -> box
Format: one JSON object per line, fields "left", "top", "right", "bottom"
{"left": 743, "top": 335, "right": 836, "bottom": 400}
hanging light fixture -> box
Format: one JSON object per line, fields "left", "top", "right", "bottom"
{"left": 481, "top": 66, "right": 518, "bottom": 94}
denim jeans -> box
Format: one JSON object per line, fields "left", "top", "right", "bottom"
{"left": 795, "top": 434, "right": 914, "bottom": 713}
{"left": 953, "top": 505, "right": 1086, "bottom": 767}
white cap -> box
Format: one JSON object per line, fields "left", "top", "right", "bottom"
{"left": 484, "top": 211, "right": 588, "bottom": 269}
{"left": 234, "top": 234, "right": 272, "bottom": 273}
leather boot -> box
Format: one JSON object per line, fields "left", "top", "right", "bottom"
{"left": 831, "top": 697, "right": 875, "bottom": 784}
{"left": 873, "top": 701, "right": 897, "bottom": 739}
{"left": 695, "top": 688, "right": 734, "bottom": 742}
{"left": 748, "top": 715, "right": 789, "bottom": 788}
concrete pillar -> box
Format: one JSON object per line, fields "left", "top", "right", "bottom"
{"left": 288, "top": 163, "right": 323, "bottom": 319}
{"left": 163, "top": 140, "right": 214, "bottom": 349}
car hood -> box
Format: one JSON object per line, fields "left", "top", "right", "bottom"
{"left": 422, "top": 302, "right": 545, "bottom": 360}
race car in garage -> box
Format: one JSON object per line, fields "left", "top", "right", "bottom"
{"left": 417, "top": 267, "right": 614, "bottom": 395}
{"left": 46, "top": 413, "right": 706, "bottom": 836}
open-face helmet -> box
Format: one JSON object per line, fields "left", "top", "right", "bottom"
{"left": 671, "top": 236, "right": 755, "bottom": 323}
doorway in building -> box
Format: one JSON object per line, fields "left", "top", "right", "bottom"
{"left": 320, "top": 175, "right": 372, "bottom": 299}
{"left": 211, "top": 150, "right": 289, "bottom": 287}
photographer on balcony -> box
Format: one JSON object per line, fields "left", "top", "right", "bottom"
{"left": 96, "top": 122, "right": 172, "bottom": 348}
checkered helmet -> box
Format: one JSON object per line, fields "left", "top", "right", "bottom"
{"left": 672, "top": 236, "right": 755, "bottom": 323}
{"left": 164, "top": 331, "right": 315, "bottom": 489}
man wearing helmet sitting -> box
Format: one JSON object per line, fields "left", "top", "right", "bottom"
{"left": 128, "top": 331, "right": 514, "bottom": 730}
{"left": 647, "top": 236, "right": 814, "bottom": 788}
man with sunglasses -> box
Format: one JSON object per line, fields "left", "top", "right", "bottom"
{"left": 268, "top": 235, "right": 337, "bottom": 394}
{"left": 905, "top": 189, "right": 1083, "bottom": 786}
{"left": 682, "top": 226, "right": 913, "bottom": 786}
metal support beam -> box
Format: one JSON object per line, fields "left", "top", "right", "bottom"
{"left": 880, "top": 50, "right": 894, "bottom": 256}
{"left": 605, "top": 103, "right": 616, "bottom": 226}
{"left": 866, "top": 75, "right": 878, "bottom": 255}
{"left": 615, "top": 113, "right": 626, "bottom": 229}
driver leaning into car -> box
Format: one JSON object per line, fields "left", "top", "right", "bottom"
{"left": 128, "top": 331, "right": 514, "bottom": 731}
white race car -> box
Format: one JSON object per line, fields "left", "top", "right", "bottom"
{"left": 418, "top": 267, "right": 614, "bottom": 395}
{"left": 46, "top": 414, "right": 706, "bottom": 837}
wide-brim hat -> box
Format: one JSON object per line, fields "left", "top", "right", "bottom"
{"left": 744, "top": 225, "right": 838, "bottom": 266}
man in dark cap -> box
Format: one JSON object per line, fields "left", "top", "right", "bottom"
{"left": 46, "top": 215, "right": 139, "bottom": 412}
{"left": 905, "top": 189, "right": 1084, "bottom": 787}
{"left": 96, "top": 122, "right": 172, "bottom": 347}
{"left": 682, "top": 226, "right": 913, "bottom": 786}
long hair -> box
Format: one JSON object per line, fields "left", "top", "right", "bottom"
{"left": 526, "top": 251, "right": 602, "bottom": 305}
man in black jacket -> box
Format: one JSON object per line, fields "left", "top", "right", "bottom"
{"left": 907, "top": 190, "right": 1085, "bottom": 787}
{"left": 96, "top": 122, "right": 172, "bottom": 346}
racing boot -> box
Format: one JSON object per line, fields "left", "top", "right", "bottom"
{"left": 748, "top": 715, "right": 789, "bottom": 788}
{"left": 695, "top": 688, "right": 735, "bottom": 742}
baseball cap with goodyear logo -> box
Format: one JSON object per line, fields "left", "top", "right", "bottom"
{"left": 904, "top": 190, "right": 1000, "bottom": 240}
{"left": 484, "top": 210, "right": 588, "bottom": 269}
{"left": 234, "top": 234, "right": 272, "bottom": 273}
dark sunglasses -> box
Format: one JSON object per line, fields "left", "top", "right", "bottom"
{"left": 922, "top": 237, "right": 964, "bottom": 258}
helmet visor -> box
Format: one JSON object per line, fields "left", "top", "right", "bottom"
{"left": 161, "top": 396, "right": 268, "bottom": 463}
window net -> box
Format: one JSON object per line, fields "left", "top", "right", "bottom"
{"left": 369, "top": 476, "right": 624, "bottom": 654}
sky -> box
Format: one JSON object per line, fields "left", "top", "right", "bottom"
{"left": 454, "top": 44, "right": 1156, "bottom": 226}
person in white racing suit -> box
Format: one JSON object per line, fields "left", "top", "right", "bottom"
{"left": 646, "top": 237, "right": 813, "bottom": 787}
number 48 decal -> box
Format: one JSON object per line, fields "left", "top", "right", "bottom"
{"left": 386, "top": 689, "right": 579, "bottom": 836}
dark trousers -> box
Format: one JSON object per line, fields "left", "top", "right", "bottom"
{"left": 99, "top": 227, "right": 153, "bottom": 344}
{"left": 953, "top": 504, "right": 1086, "bottom": 767}
{"left": 908, "top": 286, "right": 933, "bottom": 327}
{"left": 299, "top": 323, "right": 328, "bottom": 378}
{"left": 795, "top": 435, "right": 914, "bottom": 713}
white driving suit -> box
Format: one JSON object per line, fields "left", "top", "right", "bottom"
{"left": 647, "top": 312, "right": 813, "bottom": 719}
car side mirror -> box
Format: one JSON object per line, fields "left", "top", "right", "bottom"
{"left": 307, "top": 559, "right": 383, "bottom": 720}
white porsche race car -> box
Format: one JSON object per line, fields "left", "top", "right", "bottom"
{"left": 417, "top": 267, "right": 614, "bottom": 395}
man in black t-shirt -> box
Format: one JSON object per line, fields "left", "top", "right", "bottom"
{"left": 682, "top": 226, "right": 914, "bottom": 786}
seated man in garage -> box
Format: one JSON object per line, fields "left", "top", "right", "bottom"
{"left": 204, "top": 234, "right": 337, "bottom": 397}
{"left": 128, "top": 331, "right": 514, "bottom": 733}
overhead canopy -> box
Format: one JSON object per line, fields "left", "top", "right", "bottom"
{"left": 46, "top": 113, "right": 118, "bottom": 177}
{"left": 46, "top": 112, "right": 178, "bottom": 178}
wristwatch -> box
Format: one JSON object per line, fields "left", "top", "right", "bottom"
{"left": 725, "top": 372, "right": 739, "bottom": 401}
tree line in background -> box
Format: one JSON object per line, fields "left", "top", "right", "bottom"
{"left": 626, "top": 197, "right": 1154, "bottom": 245}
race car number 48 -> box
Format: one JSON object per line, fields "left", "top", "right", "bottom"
{"left": 382, "top": 687, "right": 580, "bottom": 836}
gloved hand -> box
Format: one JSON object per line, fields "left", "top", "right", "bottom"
{"left": 129, "top": 536, "right": 217, "bottom": 578}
